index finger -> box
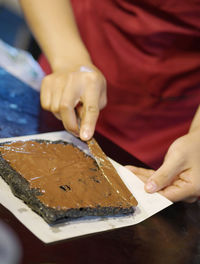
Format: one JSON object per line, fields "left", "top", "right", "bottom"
{"left": 80, "top": 83, "right": 101, "bottom": 141}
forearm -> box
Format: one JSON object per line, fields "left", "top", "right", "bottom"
{"left": 189, "top": 105, "right": 200, "bottom": 132}
{"left": 20, "top": 0, "right": 92, "bottom": 71}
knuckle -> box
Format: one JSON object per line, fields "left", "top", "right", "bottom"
{"left": 87, "top": 105, "right": 99, "bottom": 114}
{"left": 41, "top": 103, "right": 50, "bottom": 111}
{"left": 51, "top": 105, "right": 59, "bottom": 113}
{"left": 85, "top": 71, "right": 99, "bottom": 83}
{"left": 41, "top": 102, "right": 49, "bottom": 110}
{"left": 42, "top": 73, "right": 67, "bottom": 89}
{"left": 60, "top": 102, "right": 71, "bottom": 112}
{"left": 40, "top": 97, "right": 50, "bottom": 110}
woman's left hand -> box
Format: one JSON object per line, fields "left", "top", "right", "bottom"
{"left": 126, "top": 130, "right": 200, "bottom": 202}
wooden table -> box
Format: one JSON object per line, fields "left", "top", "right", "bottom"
{"left": 0, "top": 68, "right": 200, "bottom": 264}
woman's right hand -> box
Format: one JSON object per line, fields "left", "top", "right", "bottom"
{"left": 40, "top": 64, "right": 107, "bottom": 141}
{"left": 20, "top": 1, "right": 105, "bottom": 140}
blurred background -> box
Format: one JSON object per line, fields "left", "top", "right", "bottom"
{"left": 0, "top": 2, "right": 42, "bottom": 263}
{"left": 0, "top": 0, "right": 40, "bottom": 58}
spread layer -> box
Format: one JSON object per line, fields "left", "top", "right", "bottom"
{"left": 0, "top": 141, "right": 137, "bottom": 210}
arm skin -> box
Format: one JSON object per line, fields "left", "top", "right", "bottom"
{"left": 20, "top": 0, "right": 107, "bottom": 140}
{"left": 127, "top": 105, "right": 200, "bottom": 203}
{"left": 20, "top": 0, "right": 91, "bottom": 71}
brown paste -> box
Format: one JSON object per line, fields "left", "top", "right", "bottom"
{"left": 0, "top": 141, "right": 137, "bottom": 210}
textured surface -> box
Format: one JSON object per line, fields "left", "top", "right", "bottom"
{"left": 0, "top": 140, "right": 135, "bottom": 224}
{"left": 0, "top": 69, "right": 199, "bottom": 264}
{"left": 0, "top": 67, "right": 40, "bottom": 137}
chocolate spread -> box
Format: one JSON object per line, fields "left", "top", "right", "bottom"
{"left": 88, "top": 138, "right": 138, "bottom": 206}
{"left": 0, "top": 141, "right": 137, "bottom": 210}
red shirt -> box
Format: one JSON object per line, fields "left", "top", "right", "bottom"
{"left": 40, "top": 0, "right": 200, "bottom": 168}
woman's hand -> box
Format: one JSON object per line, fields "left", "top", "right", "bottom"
{"left": 126, "top": 130, "right": 200, "bottom": 202}
{"left": 40, "top": 64, "right": 107, "bottom": 141}
{"left": 20, "top": 0, "right": 107, "bottom": 140}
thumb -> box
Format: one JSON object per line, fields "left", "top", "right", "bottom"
{"left": 144, "top": 153, "right": 185, "bottom": 193}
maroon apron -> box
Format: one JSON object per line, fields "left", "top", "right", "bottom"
{"left": 39, "top": 0, "right": 200, "bottom": 168}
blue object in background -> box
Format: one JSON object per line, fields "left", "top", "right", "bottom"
{"left": 0, "top": 67, "right": 40, "bottom": 138}
{"left": 0, "top": 7, "right": 27, "bottom": 48}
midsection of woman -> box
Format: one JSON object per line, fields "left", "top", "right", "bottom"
{"left": 39, "top": 0, "right": 200, "bottom": 168}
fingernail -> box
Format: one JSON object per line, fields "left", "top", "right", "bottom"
{"left": 145, "top": 181, "right": 157, "bottom": 193}
{"left": 81, "top": 128, "right": 91, "bottom": 140}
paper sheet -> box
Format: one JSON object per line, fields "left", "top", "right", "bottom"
{"left": 0, "top": 131, "right": 172, "bottom": 243}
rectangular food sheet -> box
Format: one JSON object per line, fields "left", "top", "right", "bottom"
{"left": 0, "top": 131, "right": 172, "bottom": 243}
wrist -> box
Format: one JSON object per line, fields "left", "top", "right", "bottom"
{"left": 49, "top": 50, "right": 92, "bottom": 72}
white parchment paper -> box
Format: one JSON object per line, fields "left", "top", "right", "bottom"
{"left": 0, "top": 131, "right": 172, "bottom": 243}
